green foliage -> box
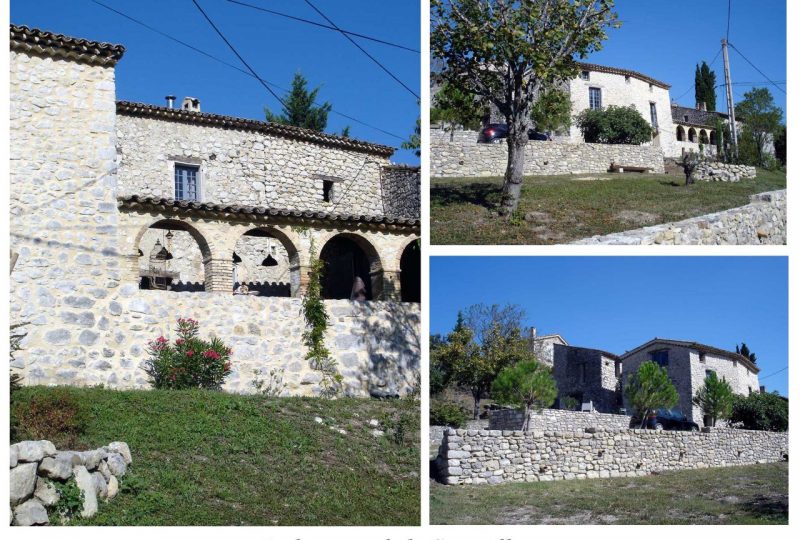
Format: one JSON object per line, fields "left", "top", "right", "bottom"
{"left": 561, "top": 396, "right": 579, "bottom": 411}
{"left": 381, "top": 408, "right": 418, "bottom": 445}
{"left": 431, "top": 0, "right": 619, "bottom": 214}
{"left": 302, "top": 241, "right": 342, "bottom": 398}
{"left": 401, "top": 115, "right": 421, "bottom": 157}
{"left": 692, "top": 372, "right": 734, "bottom": 427}
{"left": 730, "top": 391, "right": 788, "bottom": 432}
{"left": 575, "top": 105, "right": 652, "bottom": 144}
{"left": 735, "top": 342, "right": 758, "bottom": 364}
{"left": 10, "top": 322, "right": 26, "bottom": 397}
{"left": 11, "top": 387, "right": 88, "bottom": 447}
{"left": 530, "top": 86, "right": 572, "bottom": 135}
{"left": 430, "top": 399, "right": 469, "bottom": 428}
{"left": 143, "top": 318, "right": 232, "bottom": 390}
{"left": 251, "top": 368, "right": 287, "bottom": 398}
{"left": 492, "top": 360, "right": 557, "bottom": 429}
{"left": 734, "top": 87, "right": 783, "bottom": 167}
{"left": 340, "top": 125, "right": 351, "bottom": 138}
{"left": 53, "top": 478, "right": 84, "bottom": 523}
{"left": 430, "top": 334, "right": 450, "bottom": 395}
{"left": 624, "top": 361, "right": 679, "bottom": 427}
{"left": 265, "top": 72, "right": 331, "bottom": 132}
{"left": 431, "top": 81, "right": 485, "bottom": 132}
{"left": 694, "top": 61, "right": 717, "bottom": 112}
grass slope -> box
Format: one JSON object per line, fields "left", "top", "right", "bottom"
{"left": 431, "top": 169, "right": 786, "bottom": 245}
{"left": 430, "top": 462, "right": 788, "bottom": 525}
{"left": 12, "top": 386, "right": 420, "bottom": 526}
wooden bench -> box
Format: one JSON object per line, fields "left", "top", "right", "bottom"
{"left": 609, "top": 163, "right": 653, "bottom": 173}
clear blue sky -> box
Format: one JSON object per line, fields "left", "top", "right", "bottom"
{"left": 430, "top": 257, "right": 788, "bottom": 396}
{"left": 586, "top": 0, "right": 787, "bottom": 115}
{"left": 10, "top": 0, "right": 420, "bottom": 164}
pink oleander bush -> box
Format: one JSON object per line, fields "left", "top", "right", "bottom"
{"left": 144, "top": 317, "right": 232, "bottom": 390}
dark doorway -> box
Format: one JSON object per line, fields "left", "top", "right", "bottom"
{"left": 400, "top": 241, "right": 420, "bottom": 302}
{"left": 320, "top": 236, "right": 373, "bottom": 300}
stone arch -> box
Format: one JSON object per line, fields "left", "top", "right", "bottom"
{"left": 699, "top": 129, "right": 709, "bottom": 144}
{"left": 135, "top": 218, "right": 213, "bottom": 292}
{"left": 398, "top": 239, "right": 420, "bottom": 303}
{"left": 676, "top": 125, "right": 685, "bottom": 142}
{"left": 710, "top": 130, "right": 717, "bottom": 145}
{"left": 232, "top": 226, "right": 302, "bottom": 297}
{"left": 688, "top": 127, "right": 697, "bottom": 143}
{"left": 318, "top": 232, "right": 383, "bottom": 300}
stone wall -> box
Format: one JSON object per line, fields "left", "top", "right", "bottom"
{"left": 10, "top": 440, "right": 131, "bottom": 525}
{"left": 430, "top": 129, "right": 665, "bottom": 178}
{"left": 573, "top": 190, "right": 786, "bottom": 245}
{"left": 381, "top": 165, "right": 421, "bottom": 219}
{"left": 692, "top": 162, "right": 757, "bottom": 182}
{"left": 552, "top": 345, "right": 620, "bottom": 413}
{"left": 440, "top": 427, "right": 787, "bottom": 485}
{"left": 489, "top": 408, "right": 631, "bottom": 431}
{"left": 16, "top": 291, "right": 420, "bottom": 398}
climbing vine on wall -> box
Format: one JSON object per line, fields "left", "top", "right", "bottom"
{"left": 302, "top": 239, "right": 342, "bottom": 398}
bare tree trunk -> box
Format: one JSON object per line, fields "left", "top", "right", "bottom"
{"left": 499, "top": 120, "right": 529, "bottom": 216}
{"left": 472, "top": 388, "right": 481, "bottom": 420}
{"left": 523, "top": 404, "right": 531, "bottom": 431}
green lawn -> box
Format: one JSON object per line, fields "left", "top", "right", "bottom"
{"left": 12, "top": 386, "right": 420, "bottom": 526}
{"left": 430, "top": 462, "right": 788, "bottom": 525}
{"left": 430, "top": 169, "right": 786, "bottom": 245}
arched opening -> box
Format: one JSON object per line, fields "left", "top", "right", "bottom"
{"left": 699, "top": 130, "right": 709, "bottom": 144}
{"left": 137, "top": 219, "right": 210, "bottom": 292}
{"left": 319, "top": 234, "right": 381, "bottom": 300}
{"left": 399, "top": 240, "right": 420, "bottom": 303}
{"left": 710, "top": 130, "right": 717, "bottom": 145}
{"left": 232, "top": 228, "right": 300, "bottom": 297}
{"left": 688, "top": 128, "right": 697, "bottom": 143}
{"left": 676, "top": 126, "right": 685, "bottom": 142}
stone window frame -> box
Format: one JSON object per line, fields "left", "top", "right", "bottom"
{"left": 314, "top": 174, "right": 344, "bottom": 205}
{"left": 169, "top": 157, "right": 204, "bottom": 202}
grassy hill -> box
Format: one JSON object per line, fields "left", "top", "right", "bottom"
{"left": 11, "top": 386, "right": 420, "bottom": 526}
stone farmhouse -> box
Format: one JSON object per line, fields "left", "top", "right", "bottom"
{"left": 532, "top": 333, "right": 760, "bottom": 425}
{"left": 9, "top": 24, "right": 421, "bottom": 397}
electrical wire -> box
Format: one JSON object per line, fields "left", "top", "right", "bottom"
{"left": 728, "top": 42, "right": 787, "bottom": 95}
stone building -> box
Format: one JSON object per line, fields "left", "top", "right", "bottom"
{"left": 9, "top": 24, "right": 421, "bottom": 396}
{"left": 552, "top": 344, "right": 621, "bottom": 413}
{"left": 620, "top": 339, "right": 760, "bottom": 425}
{"left": 527, "top": 328, "right": 567, "bottom": 367}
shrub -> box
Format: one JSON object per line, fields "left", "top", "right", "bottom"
{"left": 11, "top": 388, "right": 88, "bottom": 448}
{"left": 491, "top": 360, "right": 558, "bottom": 430}
{"left": 730, "top": 391, "right": 788, "bottom": 431}
{"left": 53, "top": 478, "right": 84, "bottom": 523}
{"left": 575, "top": 105, "right": 653, "bottom": 145}
{"left": 692, "top": 371, "right": 734, "bottom": 427}
{"left": 624, "top": 361, "right": 679, "bottom": 428}
{"left": 143, "top": 317, "right": 232, "bottom": 390}
{"left": 561, "top": 396, "right": 579, "bottom": 411}
{"left": 430, "top": 399, "right": 468, "bottom": 428}
{"left": 251, "top": 368, "right": 287, "bottom": 397}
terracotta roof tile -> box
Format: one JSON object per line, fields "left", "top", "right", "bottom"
{"left": 10, "top": 24, "right": 125, "bottom": 66}
{"left": 577, "top": 62, "right": 671, "bottom": 89}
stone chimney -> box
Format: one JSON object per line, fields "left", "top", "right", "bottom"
{"left": 530, "top": 326, "right": 537, "bottom": 340}
{"left": 181, "top": 96, "right": 201, "bottom": 112}
{"left": 696, "top": 101, "right": 707, "bottom": 112}
{"left": 165, "top": 95, "right": 176, "bottom": 108}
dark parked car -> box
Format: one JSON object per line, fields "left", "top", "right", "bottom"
{"left": 478, "top": 123, "right": 551, "bottom": 143}
{"left": 646, "top": 409, "right": 700, "bottom": 432}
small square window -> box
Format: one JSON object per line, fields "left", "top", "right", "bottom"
{"left": 580, "top": 71, "right": 590, "bottom": 81}
{"left": 322, "top": 180, "right": 334, "bottom": 202}
{"left": 650, "top": 349, "right": 669, "bottom": 367}
{"left": 649, "top": 83, "right": 654, "bottom": 92}
{"left": 174, "top": 164, "right": 199, "bottom": 201}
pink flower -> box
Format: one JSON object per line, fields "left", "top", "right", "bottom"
{"left": 176, "top": 339, "right": 184, "bottom": 346}
{"left": 203, "top": 350, "right": 221, "bottom": 360}
{"left": 185, "top": 350, "right": 194, "bottom": 357}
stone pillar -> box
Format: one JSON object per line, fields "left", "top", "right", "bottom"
{"left": 121, "top": 254, "right": 140, "bottom": 285}
{"left": 376, "top": 270, "right": 401, "bottom": 301}
{"left": 203, "top": 257, "right": 233, "bottom": 293}
{"left": 295, "top": 265, "right": 311, "bottom": 297}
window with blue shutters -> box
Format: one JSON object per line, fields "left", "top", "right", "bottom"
{"left": 589, "top": 87, "right": 602, "bottom": 110}
{"left": 174, "top": 164, "right": 199, "bottom": 201}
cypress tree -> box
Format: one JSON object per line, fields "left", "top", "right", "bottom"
{"left": 694, "top": 61, "right": 717, "bottom": 112}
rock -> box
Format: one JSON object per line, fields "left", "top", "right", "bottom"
{"left": 34, "top": 477, "right": 60, "bottom": 506}
{"left": 371, "top": 429, "right": 385, "bottom": 437}
{"left": 13, "top": 499, "right": 49, "bottom": 526}
{"left": 38, "top": 456, "right": 73, "bottom": 480}
{"left": 92, "top": 471, "right": 109, "bottom": 499}
{"left": 98, "top": 460, "right": 111, "bottom": 481}
{"left": 105, "top": 453, "right": 127, "bottom": 477}
{"left": 73, "top": 465, "right": 99, "bottom": 518}
{"left": 106, "top": 442, "right": 132, "bottom": 465}
{"left": 368, "top": 419, "right": 380, "bottom": 427}
{"left": 13, "top": 440, "right": 57, "bottom": 462}
{"left": 10, "top": 462, "right": 38, "bottom": 505}
{"left": 80, "top": 449, "right": 107, "bottom": 470}
{"left": 106, "top": 475, "right": 119, "bottom": 500}
{"left": 56, "top": 451, "right": 83, "bottom": 467}
{"left": 10, "top": 444, "right": 18, "bottom": 468}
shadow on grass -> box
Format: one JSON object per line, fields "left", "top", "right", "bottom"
{"left": 430, "top": 183, "right": 501, "bottom": 210}
{"left": 736, "top": 494, "right": 789, "bottom": 522}
{"left": 658, "top": 179, "right": 685, "bottom": 187}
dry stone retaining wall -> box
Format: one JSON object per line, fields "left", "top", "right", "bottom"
{"left": 440, "top": 427, "right": 787, "bottom": 485}
{"left": 692, "top": 162, "right": 757, "bottom": 182}
{"left": 573, "top": 190, "right": 786, "bottom": 245}
{"left": 430, "top": 129, "right": 665, "bottom": 178}
{"left": 489, "top": 408, "right": 631, "bottom": 431}
{"left": 10, "top": 440, "right": 131, "bottom": 525}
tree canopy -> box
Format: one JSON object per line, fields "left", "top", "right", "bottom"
{"left": 734, "top": 87, "right": 783, "bottom": 167}
{"left": 265, "top": 72, "right": 332, "bottom": 132}
{"left": 624, "top": 361, "right": 679, "bottom": 428}
{"left": 692, "top": 372, "right": 734, "bottom": 427}
{"left": 730, "top": 392, "right": 788, "bottom": 432}
{"left": 694, "top": 61, "right": 717, "bottom": 112}
{"left": 431, "top": 80, "right": 486, "bottom": 132}
{"left": 530, "top": 86, "right": 572, "bottom": 135}
{"left": 492, "top": 359, "right": 558, "bottom": 430}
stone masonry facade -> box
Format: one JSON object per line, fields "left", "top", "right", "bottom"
{"left": 439, "top": 427, "right": 787, "bottom": 485}
{"left": 552, "top": 344, "right": 621, "bottom": 413}
{"left": 9, "top": 25, "right": 420, "bottom": 396}
{"left": 430, "top": 128, "right": 665, "bottom": 178}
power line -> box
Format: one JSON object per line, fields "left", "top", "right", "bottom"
{"left": 673, "top": 46, "right": 723, "bottom": 103}
{"left": 191, "top": 0, "right": 286, "bottom": 108}
{"left": 226, "top": 0, "right": 419, "bottom": 53}
{"left": 301, "top": 0, "right": 419, "bottom": 100}
{"left": 726, "top": 0, "right": 732, "bottom": 41}
{"left": 759, "top": 366, "right": 788, "bottom": 381}
{"left": 89, "top": 0, "right": 404, "bottom": 140}
{"left": 728, "top": 42, "right": 787, "bottom": 95}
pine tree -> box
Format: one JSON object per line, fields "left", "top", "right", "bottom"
{"left": 694, "top": 61, "right": 717, "bottom": 111}
{"left": 265, "top": 72, "right": 332, "bottom": 132}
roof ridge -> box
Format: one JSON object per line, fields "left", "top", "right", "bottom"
{"left": 576, "top": 61, "right": 671, "bottom": 89}
{"left": 10, "top": 23, "right": 125, "bottom": 66}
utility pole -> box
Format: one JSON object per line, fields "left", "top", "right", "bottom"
{"left": 722, "top": 38, "right": 738, "bottom": 158}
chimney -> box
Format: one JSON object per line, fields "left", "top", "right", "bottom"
{"left": 696, "top": 101, "right": 707, "bottom": 112}
{"left": 530, "top": 327, "right": 537, "bottom": 340}
{"left": 760, "top": 385, "right": 766, "bottom": 394}
{"left": 181, "top": 96, "right": 201, "bottom": 112}
{"left": 165, "top": 95, "right": 176, "bottom": 108}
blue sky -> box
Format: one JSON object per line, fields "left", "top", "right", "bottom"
{"left": 10, "top": 0, "right": 420, "bottom": 164}
{"left": 430, "top": 257, "right": 788, "bottom": 396}
{"left": 586, "top": 0, "right": 787, "bottom": 115}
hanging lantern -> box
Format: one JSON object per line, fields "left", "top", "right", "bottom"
{"left": 165, "top": 230, "right": 174, "bottom": 240}
{"left": 232, "top": 252, "right": 242, "bottom": 264}
{"left": 261, "top": 253, "right": 278, "bottom": 267}
{"left": 151, "top": 239, "right": 173, "bottom": 261}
